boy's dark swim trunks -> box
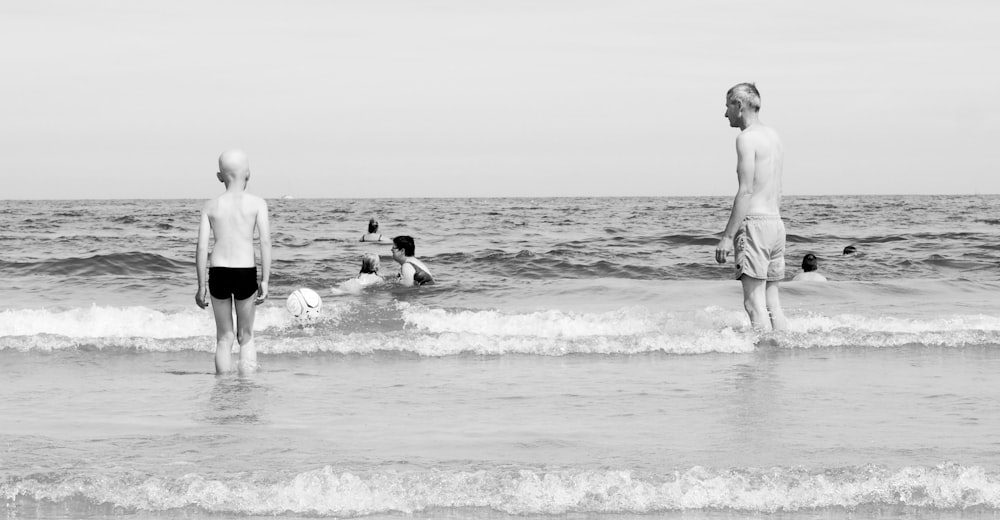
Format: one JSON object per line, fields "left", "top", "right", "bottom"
{"left": 208, "top": 267, "right": 258, "bottom": 300}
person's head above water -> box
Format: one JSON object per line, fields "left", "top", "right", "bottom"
{"left": 367, "top": 218, "right": 379, "bottom": 234}
{"left": 802, "top": 253, "right": 819, "bottom": 272}
{"left": 217, "top": 149, "right": 250, "bottom": 187}
{"left": 360, "top": 253, "right": 380, "bottom": 274}
{"left": 843, "top": 245, "right": 857, "bottom": 256}
{"left": 392, "top": 236, "right": 416, "bottom": 257}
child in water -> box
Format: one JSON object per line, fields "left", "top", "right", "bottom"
{"left": 195, "top": 149, "right": 272, "bottom": 375}
{"left": 356, "top": 253, "right": 384, "bottom": 286}
{"left": 330, "top": 253, "right": 384, "bottom": 295}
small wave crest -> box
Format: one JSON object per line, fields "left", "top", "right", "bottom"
{"left": 777, "top": 313, "right": 1000, "bottom": 349}
{"left": 5, "top": 463, "right": 1000, "bottom": 516}
{"left": 0, "top": 252, "right": 189, "bottom": 277}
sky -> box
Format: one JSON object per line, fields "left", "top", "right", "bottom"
{"left": 1, "top": 0, "right": 997, "bottom": 199}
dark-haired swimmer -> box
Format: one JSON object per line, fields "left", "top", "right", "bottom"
{"left": 361, "top": 218, "right": 386, "bottom": 242}
{"left": 792, "top": 253, "right": 827, "bottom": 282}
{"left": 391, "top": 235, "right": 435, "bottom": 286}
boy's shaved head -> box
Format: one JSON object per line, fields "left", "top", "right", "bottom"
{"left": 218, "top": 149, "right": 250, "bottom": 180}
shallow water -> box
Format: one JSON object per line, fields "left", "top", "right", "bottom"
{"left": 2, "top": 196, "right": 1000, "bottom": 518}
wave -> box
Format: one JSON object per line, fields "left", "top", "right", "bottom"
{"left": 2, "top": 303, "right": 1000, "bottom": 356}
{"left": 0, "top": 304, "right": 755, "bottom": 355}
{"left": 429, "top": 251, "right": 715, "bottom": 280}
{"left": 4, "top": 463, "right": 1000, "bottom": 516}
{"left": 0, "top": 305, "right": 292, "bottom": 343}
{"left": 110, "top": 215, "right": 139, "bottom": 224}
{"left": 0, "top": 252, "right": 189, "bottom": 277}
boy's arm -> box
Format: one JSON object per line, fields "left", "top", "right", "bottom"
{"left": 255, "top": 199, "right": 272, "bottom": 304}
{"left": 715, "top": 133, "right": 756, "bottom": 264}
{"left": 195, "top": 206, "right": 211, "bottom": 308}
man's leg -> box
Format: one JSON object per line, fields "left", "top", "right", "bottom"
{"left": 211, "top": 297, "right": 235, "bottom": 374}
{"left": 740, "top": 276, "right": 770, "bottom": 331}
{"left": 765, "top": 281, "right": 788, "bottom": 331}
{"left": 234, "top": 296, "right": 258, "bottom": 374}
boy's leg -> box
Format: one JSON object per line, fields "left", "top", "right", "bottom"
{"left": 234, "top": 296, "right": 258, "bottom": 374}
{"left": 211, "top": 297, "right": 236, "bottom": 374}
{"left": 739, "top": 276, "right": 770, "bottom": 331}
{"left": 765, "top": 281, "right": 788, "bottom": 331}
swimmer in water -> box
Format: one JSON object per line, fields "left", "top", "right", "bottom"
{"left": 357, "top": 253, "right": 384, "bottom": 286}
{"left": 329, "top": 253, "right": 385, "bottom": 295}
{"left": 391, "top": 235, "right": 435, "bottom": 286}
{"left": 360, "top": 218, "right": 386, "bottom": 242}
{"left": 791, "top": 253, "right": 827, "bottom": 282}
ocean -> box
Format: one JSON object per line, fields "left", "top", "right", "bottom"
{"left": 2, "top": 195, "right": 1000, "bottom": 520}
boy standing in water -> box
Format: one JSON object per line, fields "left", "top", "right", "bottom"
{"left": 715, "top": 83, "right": 788, "bottom": 331}
{"left": 195, "top": 149, "right": 272, "bottom": 374}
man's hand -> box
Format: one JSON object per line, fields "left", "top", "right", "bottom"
{"left": 195, "top": 286, "right": 209, "bottom": 309}
{"left": 255, "top": 281, "right": 269, "bottom": 305}
{"left": 715, "top": 237, "right": 732, "bottom": 264}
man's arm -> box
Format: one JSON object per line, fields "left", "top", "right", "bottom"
{"left": 399, "top": 263, "right": 416, "bottom": 286}
{"left": 715, "top": 133, "right": 756, "bottom": 264}
{"left": 195, "top": 206, "right": 211, "bottom": 308}
{"left": 255, "top": 200, "right": 272, "bottom": 304}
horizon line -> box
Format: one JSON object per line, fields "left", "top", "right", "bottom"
{"left": 2, "top": 193, "right": 997, "bottom": 202}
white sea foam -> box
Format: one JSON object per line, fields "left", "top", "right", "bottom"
{"left": 779, "top": 312, "right": 1000, "bottom": 349}
{"left": 400, "top": 302, "right": 749, "bottom": 337}
{"left": 0, "top": 305, "right": 300, "bottom": 339}
{"left": 2, "top": 304, "right": 999, "bottom": 355}
{"left": 6, "top": 464, "right": 1000, "bottom": 515}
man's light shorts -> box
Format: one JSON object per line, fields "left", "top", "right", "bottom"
{"left": 734, "top": 215, "right": 786, "bottom": 281}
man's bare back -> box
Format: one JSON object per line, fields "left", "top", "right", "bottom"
{"left": 737, "top": 125, "right": 783, "bottom": 216}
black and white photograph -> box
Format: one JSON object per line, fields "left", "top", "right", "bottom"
{"left": 2, "top": 1, "right": 999, "bottom": 519}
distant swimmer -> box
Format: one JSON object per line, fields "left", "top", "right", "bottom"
{"left": 195, "top": 149, "right": 272, "bottom": 375}
{"left": 360, "top": 218, "right": 386, "bottom": 242}
{"left": 843, "top": 245, "right": 858, "bottom": 255}
{"left": 714, "top": 83, "right": 788, "bottom": 331}
{"left": 792, "top": 253, "right": 828, "bottom": 282}
{"left": 391, "top": 235, "right": 435, "bottom": 286}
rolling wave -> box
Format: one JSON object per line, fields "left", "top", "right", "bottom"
{"left": 2, "top": 303, "right": 1000, "bottom": 355}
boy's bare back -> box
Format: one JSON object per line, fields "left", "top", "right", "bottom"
{"left": 195, "top": 149, "right": 272, "bottom": 310}
{"left": 203, "top": 192, "right": 267, "bottom": 268}
{"left": 194, "top": 149, "right": 272, "bottom": 374}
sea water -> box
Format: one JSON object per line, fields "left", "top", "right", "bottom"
{"left": 2, "top": 196, "right": 1000, "bottom": 519}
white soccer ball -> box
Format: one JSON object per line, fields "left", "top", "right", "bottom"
{"left": 286, "top": 288, "right": 322, "bottom": 319}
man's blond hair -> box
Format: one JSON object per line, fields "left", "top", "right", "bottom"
{"left": 727, "top": 82, "right": 761, "bottom": 112}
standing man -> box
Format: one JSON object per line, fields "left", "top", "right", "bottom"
{"left": 714, "top": 83, "right": 788, "bottom": 331}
